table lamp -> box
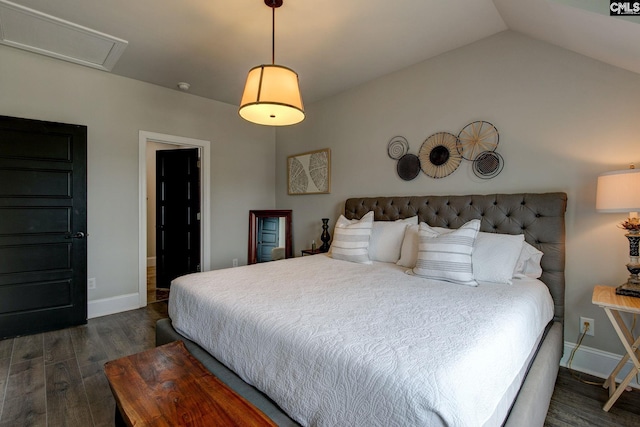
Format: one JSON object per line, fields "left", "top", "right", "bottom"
{"left": 596, "top": 165, "right": 640, "bottom": 297}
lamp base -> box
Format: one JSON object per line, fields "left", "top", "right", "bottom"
{"left": 615, "top": 281, "right": 640, "bottom": 298}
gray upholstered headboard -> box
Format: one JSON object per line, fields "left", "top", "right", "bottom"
{"left": 344, "top": 193, "right": 567, "bottom": 324}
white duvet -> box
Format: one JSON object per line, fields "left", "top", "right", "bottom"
{"left": 169, "top": 254, "right": 554, "bottom": 427}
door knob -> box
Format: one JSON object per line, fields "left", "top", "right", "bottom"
{"left": 66, "top": 232, "right": 86, "bottom": 239}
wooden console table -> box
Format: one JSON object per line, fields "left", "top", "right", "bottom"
{"left": 104, "top": 340, "right": 277, "bottom": 426}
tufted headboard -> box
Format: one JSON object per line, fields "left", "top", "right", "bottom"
{"left": 344, "top": 193, "right": 567, "bottom": 324}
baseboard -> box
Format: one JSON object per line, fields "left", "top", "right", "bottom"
{"left": 561, "top": 341, "right": 640, "bottom": 389}
{"left": 88, "top": 293, "right": 140, "bottom": 319}
{"left": 147, "top": 257, "right": 156, "bottom": 267}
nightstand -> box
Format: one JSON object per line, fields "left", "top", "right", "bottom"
{"left": 592, "top": 285, "right": 640, "bottom": 411}
{"left": 301, "top": 248, "right": 324, "bottom": 256}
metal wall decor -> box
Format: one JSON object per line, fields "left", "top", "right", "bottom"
{"left": 386, "top": 120, "right": 504, "bottom": 181}
{"left": 387, "top": 135, "right": 421, "bottom": 181}
{"left": 457, "top": 121, "right": 499, "bottom": 161}
{"left": 419, "top": 132, "right": 462, "bottom": 179}
{"left": 473, "top": 151, "right": 504, "bottom": 179}
{"left": 387, "top": 136, "right": 409, "bottom": 160}
{"left": 397, "top": 153, "right": 421, "bottom": 181}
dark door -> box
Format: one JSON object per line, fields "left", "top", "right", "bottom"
{"left": 0, "top": 115, "right": 87, "bottom": 339}
{"left": 257, "top": 217, "right": 279, "bottom": 262}
{"left": 156, "top": 148, "right": 200, "bottom": 288}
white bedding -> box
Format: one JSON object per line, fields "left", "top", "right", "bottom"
{"left": 169, "top": 254, "right": 554, "bottom": 427}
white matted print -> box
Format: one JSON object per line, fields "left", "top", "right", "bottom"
{"left": 287, "top": 148, "right": 331, "bottom": 195}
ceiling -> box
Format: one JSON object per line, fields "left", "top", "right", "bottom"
{"left": 2, "top": 0, "right": 639, "bottom": 106}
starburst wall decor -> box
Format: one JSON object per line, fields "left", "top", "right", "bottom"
{"left": 387, "top": 120, "right": 504, "bottom": 181}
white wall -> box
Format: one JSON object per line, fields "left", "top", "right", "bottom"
{"left": 0, "top": 44, "right": 276, "bottom": 309}
{"left": 275, "top": 30, "right": 640, "bottom": 357}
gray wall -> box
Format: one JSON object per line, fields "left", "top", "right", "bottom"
{"left": 0, "top": 44, "right": 276, "bottom": 303}
{"left": 275, "top": 31, "right": 640, "bottom": 356}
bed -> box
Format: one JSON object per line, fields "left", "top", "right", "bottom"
{"left": 156, "top": 192, "right": 567, "bottom": 426}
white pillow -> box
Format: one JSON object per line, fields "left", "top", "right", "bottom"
{"left": 369, "top": 216, "right": 418, "bottom": 263}
{"left": 398, "top": 223, "right": 463, "bottom": 268}
{"left": 330, "top": 211, "right": 374, "bottom": 264}
{"left": 402, "top": 223, "right": 527, "bottom": 284}
{"left": 472, "top": 232, "right": 524, "bottom": 284}
{"left": 397, "top": 223, "right": 420, "bottom": 268}
{"left": 514, "top": 242, "right": 544, "bottom": 279}
{"left": 412, "top": 219, "right": 480, "bottom": 286}
{"left": 402, "top": 215, "right": 419, "bottom": 225}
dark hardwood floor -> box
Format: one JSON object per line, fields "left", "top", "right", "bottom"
{"left": 0, "top": 301, "right": 639, "bottom": 426}
{"left": 0, "top": 302, "right": 167, "bottom": 427}
{"left": 146, "top": 266, "right": 169, "bottom": 303}
{"left": 545, "top": 368, "right": 640, "bottom": 426}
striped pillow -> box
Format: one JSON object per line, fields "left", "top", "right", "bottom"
{"left": 330, "top": 211, "right": 374, "bottom": 264}
{"left": 412, "top": 219, "right": 480, "bottom": 286}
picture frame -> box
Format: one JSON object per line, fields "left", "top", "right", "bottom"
{"left": 287, "top": 148, "right": 331, "bottom": 195}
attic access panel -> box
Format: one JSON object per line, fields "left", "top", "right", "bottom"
{"left": 0, "top": 0, "right": 127, "bottom": 71}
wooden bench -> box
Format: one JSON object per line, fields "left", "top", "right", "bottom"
{"left": 104, "top": 340, "right": 277, "bottom": 427}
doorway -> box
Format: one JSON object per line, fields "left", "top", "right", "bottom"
{"left": 155, "top": 147, "right": 201, "bottom": 291}
{"left": 138, "top": 131, "right": 211, "bottom": 307}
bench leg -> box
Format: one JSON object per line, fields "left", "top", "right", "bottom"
{"left": 115, "top": 405, "right": 127, "bottom": 427}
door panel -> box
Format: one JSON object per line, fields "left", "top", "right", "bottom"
{"left": 0, "top": 169, "right": 72, "bottom": 196}
{"left": 0, "top": 280, "right": 72, "bottom": 313}
{"left": 0, "top": 115, "right": 87, "bottom": 339}
{"left": 257, "top": 217, "right": 279, "bottom": 262}
{"left": 0, "top": 207, "right": 70, "bottom": 234}
{"left": 0, "top": 243, "right": 71, "bottom": 274}
{"left": 156, "top": 148, "right": 200, "bottom": 288}
{"left": 0, "top": 128, "right": 73, "bottom": 159}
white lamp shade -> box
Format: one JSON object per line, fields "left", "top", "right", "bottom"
{"left": 596, "top": 169, "right": 640, "bottom": 212}
{"left": 239, "top": 64, "right": 305, "bottom": 126}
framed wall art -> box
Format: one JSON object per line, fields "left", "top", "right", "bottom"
{"left": 287, "top": 148, "right": 331, "bottom": 195}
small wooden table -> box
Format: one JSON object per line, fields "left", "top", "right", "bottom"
{"left": 104, "top": 341, "right": 277, "bottom": 426}
{"left": 592, "top": 285, "right": 640, "bottom": 411}
{"left": 301, "top": 248, "right": 323, "bottom": 256}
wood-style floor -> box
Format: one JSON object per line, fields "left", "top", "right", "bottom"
{"left": 545, "top": 369, "right": 640, "bottom": 426}
{"left": 1, "top": 302, "right": 639, "bottom": 426}
{"left": 0, "top": 302, "right": 167, "bottom": 427}
{"left": 146, "top": 266, "right": 169, "bottom": 303}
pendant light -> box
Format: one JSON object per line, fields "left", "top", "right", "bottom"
{"left": 239, "top": 0, "right": 305, "bottom": 126}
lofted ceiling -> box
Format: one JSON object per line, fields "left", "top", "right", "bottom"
{"left": 2, "top": 0, "right": 639, "bottom": 106}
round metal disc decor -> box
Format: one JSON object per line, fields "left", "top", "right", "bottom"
{"left": 396, "top": 153, "right": 421, "bottom": 181}
{"left": 387, "top": 136, "right": 409, "bottom": 160}
{"left": 457, "top": 121, "right": 499, "bottom": 161}
{"left": 473, "top": 151, "right": 504, "bottom": 179}
{"left": 418, "top": 132, "right": 462, "bottom": 179}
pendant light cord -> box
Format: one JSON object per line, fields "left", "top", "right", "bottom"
{"left": 271, "top": 1, "right": 275, "bottom": 65}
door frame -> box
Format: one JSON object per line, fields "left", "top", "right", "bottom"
{"left": 138, "top": 131, "right": 211, "bottom": 307}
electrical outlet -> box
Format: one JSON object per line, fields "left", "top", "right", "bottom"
{"left": 580, "top": 316, "right": 594, "bottom": 336}
{"left": 88, "top": 278, "right": 96, "bottom": 290}
{"left": 232, "top": 258, "right": 238, "bottom": 267}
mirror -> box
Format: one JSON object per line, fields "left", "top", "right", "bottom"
{"left": 248, "top": 210, "right": 293, "bottom": 264}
